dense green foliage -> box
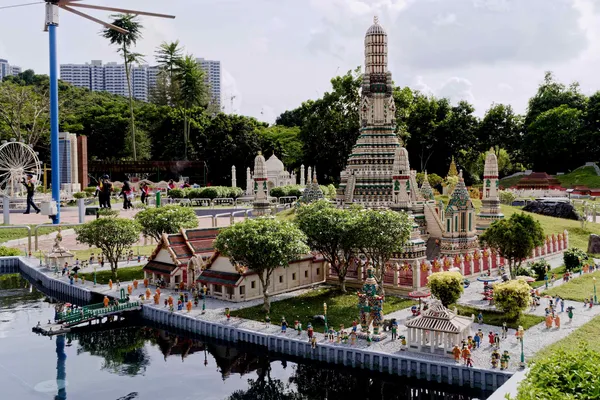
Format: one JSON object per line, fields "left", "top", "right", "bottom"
{"left": 0, "top": 246, "right": 22, "bottom": 256}
{"left": 563, "top": 247, "right": 589, "bottom": 272}
{"left": 427, "top": 271, "right": 464, "bottom": 307}
{"left": 492, "top": 279, "right": 531, "bottom": 319}
{"left": 527, "top": 259, "right": 550, "bottom": 280}
{"left": 167, "top": 186, "right": 244, "bottom": 200}
{"left": 134, "top": 205, "right": 198, "bottom": 241}
{"left": 480, "top": 213, "right": 545, "bottom": 278}
{"left": 75, "top": 218, "right": 141, "bottom": 280}
{"left": 214, "top": 218, "right": 309, "bottom": 312}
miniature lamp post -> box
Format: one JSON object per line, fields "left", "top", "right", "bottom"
{"left": 323, "top": 302, "right": 328, "bottom": 334}
{"left": 594, "top": 277, "right": 597, "bottom": 304}
{"left": 93, "top": 266, "right": 97, "bottom": 287}
{"left": 202, "top": 285, "right": 207, "bottom": 314}
{"left": 520, "top": 332, "right": 525, "bottom": 369}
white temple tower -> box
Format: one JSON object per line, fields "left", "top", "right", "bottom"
{"left": 231, "top": 165, "right": 237, "bottom": 188}
{"left": 477, "top": 148, "right": 504, "bottom": 232}
{"left": 420, "top": 171, "right": 434, "bottom": 200}
{"left": 440, "top": 171, "right": 479, "bottom": 256}
{"left": 337, "top": 16, "right": 399, "bottom": 208}
{"left": 391, "top": 147, "right": 412, "bottom": 210}
{"left": 252, "top": 152, "right": 271, "bottom": 216}
{"left": 246, "top": 167, "right": 252, "bottom": 195}
{"left": 300, "top": 164, "right": 305, "bottom": 186}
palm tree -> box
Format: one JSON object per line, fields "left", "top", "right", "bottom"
{"left": 102, "top": 14, "right": 144, "bottom": 161}
{"left": 175, "top": 55, "right": 208, "bottom": 160}
{"left": 154, "top": 41, "right": 184, "bottom": 106}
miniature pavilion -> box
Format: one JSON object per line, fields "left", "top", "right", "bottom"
{"left": 477, "top": 148, "right": 504, "bottom": 232}
{"left": 251, "top": 152, "right": 271, "bottom": 216}
{"left": 404, "top": 300, "right": 474, "bottom": 355}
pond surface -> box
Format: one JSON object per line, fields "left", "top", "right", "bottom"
{"left": 0, "top": 274, "right": 491, "bottom": 400}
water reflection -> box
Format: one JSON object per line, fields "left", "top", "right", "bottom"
{"left": 1, "top": 275, "right": 491, "bottom": 400}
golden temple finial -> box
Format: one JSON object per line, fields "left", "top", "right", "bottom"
{"left": 374, "top": 15, "right": 379, "bottom": 24}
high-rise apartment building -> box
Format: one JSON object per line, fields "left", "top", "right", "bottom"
{"left": 59, "top": 58, "right": 223, "bottom": 106}
{"left": 196, "top": 58, "right": 222, "bottom": 109}
{"left": 0, "top": 59, "right": 22, "bottom": 81}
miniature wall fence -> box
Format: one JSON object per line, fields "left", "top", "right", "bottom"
{"left": 142, "top": 305, "right": 512, "bottom": 392}
{"left": 328, "top": 230, "right": 569, "bottom": 289}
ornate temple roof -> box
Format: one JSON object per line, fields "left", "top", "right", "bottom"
{"left": 420, "top": 171, "right": 434, "bottom": 200}
{"left": 393, "top": 147, "right": 410, "bottom": 175}
{"left": 265, "top": 154, "right": 285, "bottom": 173}
{"left": 405, "top": 300, "right": 472, "bottom": 334}
{"left": 366, "top": 16, "right": 386, "bottom": 35}
{"left": 445, "top": 174, "right": 473, "bottom": 214}
{"left": 484, "top": 148, "right": 499, "bottom": 178}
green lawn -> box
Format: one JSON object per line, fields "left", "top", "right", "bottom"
{"left": 77, "top": 265, "right": 144, "bottom": 284}
{"left": 71, "top": 245, "right": 156, "bottom": 262}
{"left": 530, "top": 265, "right": 567, "bottom": 289}
{"left": 544, "top": 270, "right": 600, "bottom": 302}
{"left": 452, "top": 305, "right": 544, "bottom": 330}
{"left": 533, "top": 314, "right": 600, "bottom": 360}
{"left": 230, "top": 287, "right": 415, "bottom": 329}
{"left": 275, "top": 208, "right": 296, "bottom": 221}
{"left": 0, "top": 225, "right": 59, "bottom": 244}
{"left": 557, "top": 166, "right": 600, "bottom": 189}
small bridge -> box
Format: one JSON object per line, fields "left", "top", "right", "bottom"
{"left": 33, "top": 301, "right": 142, "bottom": 336}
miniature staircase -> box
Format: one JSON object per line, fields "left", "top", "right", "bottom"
{"left": 345, "top": 175, "right": 356, "bottom": 203}
{"left": 424, "top": 202, "right": 444, "bottom": 238}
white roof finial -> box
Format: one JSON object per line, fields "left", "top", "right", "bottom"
{"left": 374, "top": 15, "right": 379, "bottom": 24}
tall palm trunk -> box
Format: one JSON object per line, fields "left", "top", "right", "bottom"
{"left": 123, "top": 45, "right": 137, "bottom": 161}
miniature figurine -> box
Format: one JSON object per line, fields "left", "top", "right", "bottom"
{"left": 391, "top": 319, "right": 398, "bottom": 341}
{"left": 584, "top": 298, "right": 588, "bottom": 308}
{"left": 294, "top": 320, "right": 299, "bottom": 332}
{"left": 477, "top": 312, "right": 483, "bottom": 324}
{"left": 127, "top": 285, "right": 133, "bottom": 295}
{"left": 311, "top": 336, "right": 317, "bottom": 349}
{"left": 461, "top": 345, "right": 471, "bottom": 365}
{"left": 186, "top": 300, "right": 192, "bottom": 312}
{"left": 467, "top": 335, "right": 474, "bottom": 350}
{"left": 366, "top": 332, "right": 372, "bottom": 346}
{"left": 567, "top": 306, "right": 574, "bottom": 321}
{"left": 164, "top": 299, "right": 168, "bottom": 308}
{"left": 473, "top": 332, "right": 481, "bottom": 348}
{"left": 184, "top": 293, "right": 189, "bottom": 303}
{"left": 350, "top": 330, "right": 357, "bottom": 346}
{"left": 400, "top": 335, "right": 407, "bottom": 350}
{"left": 133, "top": 280, "right": 138, "bottom": 290}
{"left": 336, "top": 330, "right": 341, "bottom": 343}
{"left": 154, "top": 292, "right": 160, "bottom": 305}
{"left": 103, "top": 296, "right": 109, "bottom": 307}
{"left": 307, "top": 323, "right": 313, "bottom": 340}
{"left": 491, "top": 349, "right": 500, "bottom": 368}
{"left": 493, "top": 332, "right": 500, "bottom": 349}
{"left": 81, "top": 276, "right": 85, "bottom": 285}
{"left": 225, "top": 307, "right": 230, "bottom": 320}
{"left": 452, "top": 345, "right": 461, "bottom": 363}
{"left": 144, "top": 278, "right": 149, "bottom": 288}
{"left": 466, "top": 356, "right": 473, "bottom": 368}
{"left": 281, "top": 317, "right": 287, "bottom": 333}
{"left": 297, "top": 321, "right": 303, "bottom": 336}
{"left": 145, "top": 288, "right": 151, "bottom": 300}
{"left": 488, "top": 331, "right": 495, "bottom": 346}
{"left": 328, "top": 327, "right": 335, "bottom": 343}
{"left": 501, "top": 322, "right": 508, "bottom": 339}
{"left": 500, "top": 350, "right": 510, "bottom": 370}
{"left": 545, "top": 313, "right": 553, "bottom": 329}
{"left": 554, "top": 313, "right": 560, "bottom": 328}
{"left": 352, "top": 320, "right": 358, "bottom": 333}
{"left": 516, "top": 326, "right": 524, "bottom": 342}
{"left": 342, "top": 330, "right": 349, "bottom": 344}
{"left": 177, "top": 300, "right": 183, "bottom": 311}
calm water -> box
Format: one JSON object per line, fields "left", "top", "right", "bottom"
{"left": 0, "top": 274, "right": 490, "bottom": 400}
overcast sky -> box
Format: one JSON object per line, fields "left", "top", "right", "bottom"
{"left": 1, "top": 0, "right": 599, "bottom": 124}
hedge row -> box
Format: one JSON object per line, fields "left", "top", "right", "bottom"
{"left": 167, "top": 186, "right": 244, "bottom": 200}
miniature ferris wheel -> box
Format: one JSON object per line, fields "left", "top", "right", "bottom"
{"left": 0, "top": 139, "right": 42, "bottom": 197}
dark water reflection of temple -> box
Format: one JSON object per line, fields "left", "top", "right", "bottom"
{"left": 2, "top": 275, "right": 490, "bottom": 400}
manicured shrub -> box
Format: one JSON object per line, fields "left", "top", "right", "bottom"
{"left": 563, "top": 247, "right": 588, "bottom": 272}
{"left": 270, "top": 187, "right": 286, "bottom": 198}
{"left": 73, "top": 192, "right": 87, "bottom": 199}
{"left": 493, "top": 279, "right": 531, "bottom": 319}
{"left": 84, "top": 187, "right": 97, "bottom": 197}
{"left": 515, "top": 346, "right": 600, "bottom": 400}
{"left": 427, "top": 271, "right": 464, "bottom": 307}
{"left": 499, "top": 190, "right": 516, "bottom": 205}
{"left": 0, "top": 246, "right": 23, "bottom": 256}
{"left": 528, "top": 259, "right": 550, "bottom": 280}
{"left": 199, "top": 187, "right": 219, "bottom": 199}
{"left": 167, "top": 188, "right": 185, "bottom": 199}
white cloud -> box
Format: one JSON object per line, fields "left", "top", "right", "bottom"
{"left": 437, "top": 77, "right": 476, "bottom": 105}
{"left": 221, "top": 69, "right": 242, "bottom": 114}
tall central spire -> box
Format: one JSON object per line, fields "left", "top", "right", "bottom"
{"left": 337, "top": 18, "right": 399, "bottom": 207}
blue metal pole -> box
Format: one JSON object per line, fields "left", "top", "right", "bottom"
{"left": 49, "top": 24, "right": 60, "bottom": 224}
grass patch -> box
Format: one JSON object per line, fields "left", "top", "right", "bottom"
{"left": 544, "top": 270, "right": 600, "bottom": 302}
{"left": 0, "top": 225, "right": 59, "bottom": 245}
{"left": 500, "top": 204, "right": 600, "bottom": 252}
{"left": 557, "top": 166, "right": 600, "bottom": 189}
{"left": 230, "top": 287, "right": 416, "bottom": 329}
{"left": 533, "top": 314, "right": 600, "bottom": 361}
{"left": 275, "top": 208, "right": 296, "bottom": 222}
{"left": 453, "top": 304, "right": 544, "bottom": 330}
{"left": 77, "top": 265, "right": 144, "bottom": 284}
{"left": 71, "top": 245, "right": 156, "bottom": 262}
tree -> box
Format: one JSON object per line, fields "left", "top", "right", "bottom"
{"left": 479, "top": 213, "right": 545, "bottom": 279}
{"left": 75, "top": 218, "right": 141, "bottom": 280}
{"left": 563, "top": 247, "right": 588, "bottom": 272}
{"left": 134, "top": 205, "right": 198, "bottom": 242}
{"left": 492, "top": 280, "right": 530, "bottom": 320}
{"left": 214, "top": 218, "right": 309, "bottom": 313}
{"left": 0, "top": 81, "right": 49, "bottom": 146}
{"left": 153, "top": 40, "right": 183, "bottom": 105}
{"left": 356, "top": 209, "right": 412, "bottom": 294}
{"left": 427, "top": 271, "right": 464, "bottom": 307}
{"left": 175, "top": 54, "right": 209, "bottom": 160}
{"left": 102, "top": 14, "right": 144, "bottom": 161}
{"left": 258, "top": 126, "right": 304, "bottom": 171}
{"left": 295, "top": 200, "right": 360, "bottom": 293}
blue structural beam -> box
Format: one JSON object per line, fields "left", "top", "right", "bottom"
{"left": 48, "top": 23, "right": 60, "bottom": 224}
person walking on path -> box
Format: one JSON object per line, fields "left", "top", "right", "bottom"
{"left": 22, "top": 174, "right": 40, "bottom": 214}
{"left": 120, "top": 179, "right": 133, "bottom": 210}
{"left": 140, "top": 182, "right": 149, "bottom": 205}
{"left": 100, "top": 175, "right": 113, "bottom": 209}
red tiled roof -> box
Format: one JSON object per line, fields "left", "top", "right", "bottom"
{"left": 144, "top": 260, "right": 178, "bottom": 275}
{"left": 188, "top": 239, "right": 215, "bottom": 253}
{"left": 198, "top": 270, "right": 242, "bottom": 287}
{"left": 186, "top": 228, "right": 220, "bottom": 240}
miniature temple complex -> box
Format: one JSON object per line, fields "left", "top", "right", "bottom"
{"left": 242, "top": 153, "right": 298, "bottom": 195}
{"left": 476, "top": 148, "right": 504, "bottom": 232}
{"left": 404, "top": 300, "right": 474, "bottom": 355}
{"left": 301, "top": 169, "right": 324, "bottom": 203}
{"left": 251, "top": 152, "right": 271, "bottom": 216}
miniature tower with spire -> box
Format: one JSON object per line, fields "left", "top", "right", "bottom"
{"left": 231, "top": 165, "right": 237, "bottom": 188}
{"left": 477, "top": 148, "right": 504, "bottom": 232}
{"left": 300, "top": 164, "right": 305, "bottom": 186}
{"left": 246, "top": 167, "right": 252, "bottom": 195}
{"left": 391, "top": 147, "right": 412, "bottom": 210}
{"left": 252, "top": 152, "right": 271, "bottom": 215}
{"left": 337, "top": 16, "right": 399, "bottom": 207}
{"left": 420, "top": 171, "right": 434, "bottom": 200}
